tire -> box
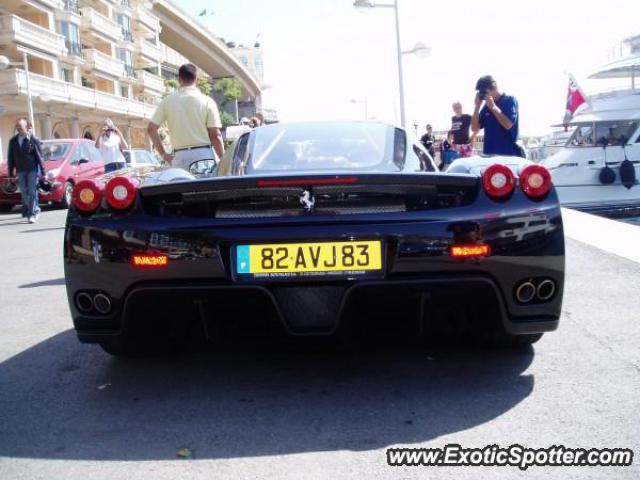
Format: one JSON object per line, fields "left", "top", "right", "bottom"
{"left": 60, "top": 181, "right": 74, "bottom": 209}
{"left": 0, "top": 204, "right": 14, "bottom": 213}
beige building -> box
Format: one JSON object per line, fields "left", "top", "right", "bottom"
{"left": 229, "top": 43, "right": 264, "bottom": 85}
{"left": 0, "top": 0, "right": 261, "bottom": 160}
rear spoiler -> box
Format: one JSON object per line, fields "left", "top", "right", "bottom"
{"left": 139, "top": 173, "right": 479, "bottom": 201}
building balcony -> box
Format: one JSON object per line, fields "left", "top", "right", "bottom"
{"left": 61, "top": 40, "right": 85, "bottom": 65}
{"left": 64, "top": 0, "right": 80, "bottom": 13}
{"left": 0, "top": 68, "right": 155, "bottom": 118}
{"left": 82, "top": 49, "right": 125, "bottom": 78}
{"left": 121, "top": 27, "right": 134, "bottom": 43}
{"left": 0, "top": 15, "right": 66, "bottom": 57}
{"left": 79, "top": 7, "right": 122, "bottom": 42}
{"left": 160, "top": 43, "right": 189, "bottom": 70}
{"left": 55, "top": 5, "right": 81, "bottom": 26}
{"left": 135, "top": 38, "right": 161, "bottom": 65}
{"left": 133, "top": 4, "right": 160, "bottom": 35}
{"left": 119, "top": 64, "right": 138, "bottom": 84}
{"left": 136, "top": 69, "right": 164, "bottom": 94}
{"left": 33, "top": 0, "right": 65, "bottom": 9}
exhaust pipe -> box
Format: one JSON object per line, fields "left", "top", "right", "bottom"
{"left": 93, "top": 293, "right": 112, "bottom": 315}
{"left": 536, "top": 279, "right": 556, "bottom": 301}
{"left": 76, "top": 292, "right": 94, "bottom": 313}
{"left": 516, "top": 282, "right": 536, "bottom": 303}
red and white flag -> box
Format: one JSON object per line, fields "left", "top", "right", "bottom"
{"left": 563, "top": 75, "right": 588, "bottom": 129}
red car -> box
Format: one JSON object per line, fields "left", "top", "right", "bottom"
{"left": 0, "top": 139, "right": 105, "bottom": 211}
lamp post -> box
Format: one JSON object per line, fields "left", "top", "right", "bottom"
{"left": 0, "top": 53, "right": 37, "bottom": 135}
{"left": 353, "top": 0, "right": 430, "bottom": 129}
{"left": 351, "top": 98, "right": 369, "bottom": 120}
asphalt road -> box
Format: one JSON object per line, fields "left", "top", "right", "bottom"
{"left": 0, "top": 208, "right": 638, "bottom": 480}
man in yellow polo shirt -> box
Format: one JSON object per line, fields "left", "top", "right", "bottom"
{"left": 147, "top": 63, "right": 224, "bottom": 171}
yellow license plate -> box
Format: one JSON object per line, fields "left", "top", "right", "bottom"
{"left": 236, "top": 241, "right": 382, "bottom": 276}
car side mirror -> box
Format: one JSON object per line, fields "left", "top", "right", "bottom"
{"left": 78, "top": 158, "right": 89, "bottom": 165}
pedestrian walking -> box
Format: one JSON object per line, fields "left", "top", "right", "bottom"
{"left": 147, "top": 63, "right": 224, "bottom": 171}
{"left": 95, "top": 118, "right": 128, "bottom": 173}
{"left": 7, "top": 117, "right": 46, "bottom": 223}
{"left": 471, "top": 75, "right": 523, "bottom": 157}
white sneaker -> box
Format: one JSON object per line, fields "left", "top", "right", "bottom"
{"left": 28, "top": 216, "right": 35, "bottom": 224}
{"left": 34, "top": 212, "right": 40, "bottom": 221}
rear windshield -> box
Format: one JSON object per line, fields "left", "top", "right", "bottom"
{"left": 42, "top": 142, "right": 72, "bottom": 161}
{"left": 246, "top": 122, "right": 397, "bottom": 173}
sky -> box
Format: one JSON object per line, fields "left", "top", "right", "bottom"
{"left": 181, "top": 0, "right": 639, "bottom": 136}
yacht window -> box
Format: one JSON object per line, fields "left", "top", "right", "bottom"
{"left": 568, "top": 125, "right": 594, "bottom": 147}
{"left": 594, "top": 121, "right": 638, "bottom": 146}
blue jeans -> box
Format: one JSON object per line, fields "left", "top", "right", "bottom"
{"left": 17, "top": 170, "right": 40, "bottom": 218}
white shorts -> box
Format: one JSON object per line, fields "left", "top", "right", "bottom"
{"left": 173, "top": 146, "right": 217, "bottom": 171}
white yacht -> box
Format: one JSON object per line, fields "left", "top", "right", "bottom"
{"left": 542, "top": 34, "right": 640, "bottom": 212}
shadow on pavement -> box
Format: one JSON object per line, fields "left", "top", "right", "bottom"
{"left": 19, "top": 278, "right": 66, "bottom": 288}
{"left": 0, "top": 220, "right": 29, "bottom": 227}
{"left": 19, "top": 227, "right": 65, "bottom": 234}
{"left": 0, "top": 330, "right": 535, "bottom": 461}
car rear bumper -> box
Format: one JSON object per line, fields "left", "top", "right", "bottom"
{"left": 65, "top": 197, "right": 564, "bottom": 342}
{"left": 72, "top": 276, "right": 559, "bottom": 344}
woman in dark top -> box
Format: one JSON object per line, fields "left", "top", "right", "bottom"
{"left": 450, "top": 101, "right": 475, "bottom": 157}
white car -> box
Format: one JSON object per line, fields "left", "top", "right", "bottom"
{"left": 123, "top": 149, "right": 161, "bottom": 168}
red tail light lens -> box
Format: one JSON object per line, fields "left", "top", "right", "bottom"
{"left": 105, "top": 176, "right": 138, "bottom": 210}
{"left": 450, "top": 244, "right": 491, "bottom": 258}
{"left": 520, "top": 164, "right": 552, "bottom": 198}
{"left": 72, "top": 179, "right": 103, "bottom": 213}
{"left": 482, "top": 164, "right": 516, "bottom": 199}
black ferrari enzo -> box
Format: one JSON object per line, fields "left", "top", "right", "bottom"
{"left": 64, "top": 121, "right": 564, "bottom": 355}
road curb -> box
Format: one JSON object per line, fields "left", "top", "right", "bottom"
{"left": 561, "top": 207, "right": 640, "bottom": 264}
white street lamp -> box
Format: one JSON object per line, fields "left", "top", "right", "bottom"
{"left": 0, "top": 53, "right": 37, "bottom": 135}
{"left": 353, "top": 0, "right": 430, "bottom": 129}
{"left": 403, "top": 42, "right": 431, "bottom": 58}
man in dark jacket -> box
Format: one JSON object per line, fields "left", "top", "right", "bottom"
{"left": 8, "top": 118, "right": 46, "bottom": 223}
{"left": 420, "top": 124, "right": 436, "bottom": 158}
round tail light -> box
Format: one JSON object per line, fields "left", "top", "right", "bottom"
{"left": 72, "top": 179, "right": 103, "bottom": 213}
{"left": 520, "top": 164, "right": 552, "bottom": 198}
{"left": 482, "top": 164, "right": 515, "bottom": 199}
{"left": 105, "top": 176, "right": 138, "bottom": 210}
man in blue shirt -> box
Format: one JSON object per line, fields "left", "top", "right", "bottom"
{"left": 471, "top": 75, "right": 521, "bottom": 156}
